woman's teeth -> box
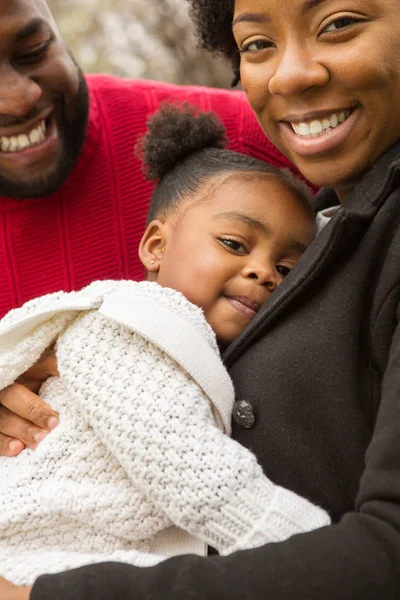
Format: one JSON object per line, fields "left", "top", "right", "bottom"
{"left": 291, "top": 110, "right": 351, "bottom": 139}
{"left": 0, "top": 120, "right": 47, "bottom": 153}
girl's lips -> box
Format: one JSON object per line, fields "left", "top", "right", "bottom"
{"left": 280, "top": 107, "right": 359, "bottom": 157}
{"left": 226, "top": 296, "right": 261, "bottom": 319}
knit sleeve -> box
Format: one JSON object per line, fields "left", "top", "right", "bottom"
{"left": 57, "top": 310, "right": 330, "bottom": 555}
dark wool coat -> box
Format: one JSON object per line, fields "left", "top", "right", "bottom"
{"left": 32, "top": 143, "right": 400, "bottom": 599}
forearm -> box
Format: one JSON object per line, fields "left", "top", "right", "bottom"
{"left": 30, "top": 515, "right": 400, "bottom": 600}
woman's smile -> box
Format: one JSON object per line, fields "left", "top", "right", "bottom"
{"left": 280, "top": 107, "right": 358, "bottom": 157}
{"left": 285, "top": 108, "right": 351, "bottom": 139}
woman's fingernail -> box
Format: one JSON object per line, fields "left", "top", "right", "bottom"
{"left": 47, "top": 417, "right": 59, "bottom": 430}
{"left": 34, "top": 431, "right": 48, "bottom": 443}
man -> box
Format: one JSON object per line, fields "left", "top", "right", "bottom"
{"left": 0, "top": 0, "right": 293, "bottom": 456}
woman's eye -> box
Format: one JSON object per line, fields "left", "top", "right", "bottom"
{"left": 322, "top": 17, "right": 360, "bottom": 34}
{"left": 276, "top": 265, "right": 291, "bottom": 277}
{"left": 240, "top": 39, "right": 273, "bottom": 54}
{"left": 219, "top": 238, "right": 247, "bottom": 254}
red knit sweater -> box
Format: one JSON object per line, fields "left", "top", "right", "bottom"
{"left": 0, "top": 75, "right": 296, "bottom": 318}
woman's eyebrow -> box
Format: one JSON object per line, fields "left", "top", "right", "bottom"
{"left": 232, "top": 13, "right": 270, "bottom": 27}
{"left": 212, "top": 211, "right": 269, "bottom": 234}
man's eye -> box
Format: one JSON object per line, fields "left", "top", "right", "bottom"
{"left": 16, "top": 40, "right": 52, "bottom": 65}
{"left": 322, "top": 17, "right": 361, "bottom": 34}
{"left": 219, "top": 238, "right": 247, "bottom": 254}
{"left": 276, "top": 265, "right": 291, "bottom": 277}
{"left": 240, "top": 39, "right": 273, "bottom": 54}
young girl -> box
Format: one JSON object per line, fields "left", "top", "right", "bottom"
{"left": 0, "top": 104, "right": 326, "bottom": 585}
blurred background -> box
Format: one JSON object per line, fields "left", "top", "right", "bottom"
{"left": 48, "top": 0, "right": 233, "bottom": 88}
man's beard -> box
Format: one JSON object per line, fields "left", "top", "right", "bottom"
{"left": 0, "top": 66, "right": 90, "bottom": 199}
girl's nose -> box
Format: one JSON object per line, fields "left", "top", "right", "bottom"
{"left": 241, "top": 263, "right": 277, "bottom": 291}
{"left": 268, "top": 42, "right": 330, "bottom": 98}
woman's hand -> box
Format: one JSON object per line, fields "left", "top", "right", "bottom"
{"left": 0, "top": 577, "right": 31, "bottom": 600}
{"left": 0, "top": 349, "right": 59, "bottom": 456}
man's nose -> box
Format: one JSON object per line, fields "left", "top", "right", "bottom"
{"left": 268, "top": 42, "right": 330, "bottom": 98}
{"left": 0, "top": 66, "right": 42, "bottom": 118}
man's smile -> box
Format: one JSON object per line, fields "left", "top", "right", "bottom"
{"left": 0, "top": 108, "right": 54, "bottom": 155}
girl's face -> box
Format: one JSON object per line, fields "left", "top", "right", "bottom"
{"left": 140, "top": 173, "right": 315, "bottom": 347}
{"left": 233, "top": 0, "right": 400, "bottom": 200}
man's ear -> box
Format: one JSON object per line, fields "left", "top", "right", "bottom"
{"left": 138, "top": 220, "right": 167, "bottom": 277}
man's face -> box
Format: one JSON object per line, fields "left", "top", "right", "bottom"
{"left": 0, "top": 0, "right": 89, "bottom": 198}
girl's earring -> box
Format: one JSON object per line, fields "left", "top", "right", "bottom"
{"left": 150, "top": 259, "right": 155, "bottom": 265}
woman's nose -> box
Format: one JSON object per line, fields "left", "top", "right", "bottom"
{"left": 268, "top": 43, "right": 330, "bottom": 98}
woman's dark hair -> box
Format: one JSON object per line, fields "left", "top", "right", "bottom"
{"left": 185, "top": 1, "right": 240, "bottom": 84}
{"left": 136, "top": 102, "right": 311, "bottom": 224}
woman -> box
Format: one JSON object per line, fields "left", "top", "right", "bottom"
{"left": 2, "top": 0, "right": 400, "bottom": 598}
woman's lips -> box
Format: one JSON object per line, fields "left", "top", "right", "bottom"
{"left": 226, "top": 296, "right": 261, "bottom": 318}
{"left": 280, "top": 107, "right": 359, "bottom": 157}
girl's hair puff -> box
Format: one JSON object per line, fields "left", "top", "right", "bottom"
{"left": 138, "top": 102, "right": 227, "bottom": 182}
{"left": 136, "top": 103, "right": 312, "bottom": 224}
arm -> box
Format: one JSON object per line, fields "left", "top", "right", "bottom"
{"left": 57, "top": 309, "right": 329, "bottom": 555}
{"left": 31, "top": 315, "right": 400, "bottom": 600}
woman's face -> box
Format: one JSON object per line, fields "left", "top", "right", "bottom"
{"left": 233, "top": 0, "right": 400, "bottom": 199}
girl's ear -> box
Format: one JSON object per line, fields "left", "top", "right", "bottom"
{"left": 138, "top": 220, "right": 168, "bottom": 278}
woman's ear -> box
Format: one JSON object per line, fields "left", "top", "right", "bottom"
{"left": 138, "top": 220, "right": 167, "bottom": 278}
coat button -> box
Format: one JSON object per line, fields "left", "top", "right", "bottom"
{"left": 232, "top": 400, "right": 255, "bottom": 429}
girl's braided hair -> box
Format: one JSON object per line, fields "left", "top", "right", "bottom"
{"left": 136, "top": 103, "right": 311, "bottom": 224}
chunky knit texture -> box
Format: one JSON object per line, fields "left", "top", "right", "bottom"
{"left": 0, "top": 281, "right": 330, "bottom": 585}
{"left": 0, "top": 75, "right": 296, "bottom": 318}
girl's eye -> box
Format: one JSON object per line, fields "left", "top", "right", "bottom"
{"left": 219, "top": 238, "right": 247, "bottom": 254}
{"left": 276, "top": 265, "right": 291, "bottom": 277}
{"left": 322, "top": 17, "right": 361, "bottom": 34}
{"left": 240, "top": 39, "right": 273, "bottom": 54}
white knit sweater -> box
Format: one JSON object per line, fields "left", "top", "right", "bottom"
{"left": 0, "top": 281, "right": 330, "bottom": 585}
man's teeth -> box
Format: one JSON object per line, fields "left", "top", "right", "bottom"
{"left": 291, "top": 110, "right": 351, "bottom": 138}
{"left": 0, "top": 120, "right": 47, "bottom": 153}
